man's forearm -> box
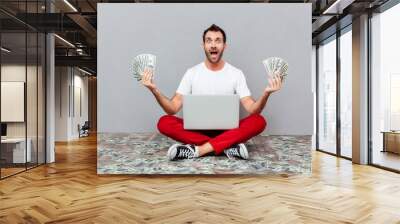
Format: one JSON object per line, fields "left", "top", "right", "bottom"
{"left": 250, "top": 92, "right": 270, "bottom": 114}
{"left": 150, "top": 88, "right": 177, "bottom": 115}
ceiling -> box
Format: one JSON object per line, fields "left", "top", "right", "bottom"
{"left": 0, "top": 0, "right": 391, "bottom": 75}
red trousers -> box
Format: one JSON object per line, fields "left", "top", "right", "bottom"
{"left": 157, "top": 114, "right": 267, "bottom": 155}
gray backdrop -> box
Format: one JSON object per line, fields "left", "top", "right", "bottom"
{"left": 98, "top": 3, "right": 313, "bottom": 135}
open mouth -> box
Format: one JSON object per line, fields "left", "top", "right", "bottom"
{"left": 210, "top": 51, "right": 218, "bottom": 56}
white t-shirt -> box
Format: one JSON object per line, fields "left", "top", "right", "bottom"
{"left": 176, "top": 62, "right": 251, "bottom": 98}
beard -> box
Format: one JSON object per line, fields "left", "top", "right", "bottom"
{"left": 205, "top": 49, "right": 224, "bottom": 64}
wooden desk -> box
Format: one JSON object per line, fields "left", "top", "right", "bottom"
{"left": 382, "top": 131, "right": 400, "bottom": 154}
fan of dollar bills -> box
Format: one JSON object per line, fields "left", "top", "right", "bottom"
{"left": 132, "top": 54, "right": 156, "bottom": 81}
{"left": 262, "top": 57, "right": 288, "bottom": 80}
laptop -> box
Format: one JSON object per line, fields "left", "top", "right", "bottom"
{"left": 183, "top": 95, "right": 239, "bottom": 130}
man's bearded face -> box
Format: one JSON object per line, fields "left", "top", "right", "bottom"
{"left": 203, "top": 31, "right": 226, "bottom": 64}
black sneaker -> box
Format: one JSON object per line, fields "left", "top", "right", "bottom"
{"left": 224, "top": 143, "right": 249, "bottom": 160}
{"left": 167, "top": 144, "right": 198, "bottom": 160}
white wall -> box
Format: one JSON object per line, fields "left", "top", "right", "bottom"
{"left": 72, "top": 73, "right": 89, "bottom": 138}
{"left": 1, "top": 65, "right": 26, "bottom": 133}
{"left": 55, "top": 67, "right": 89, "bottom": 141}
{"left": 1, "top": 82, "right": 25, "bottom": 122}
{"left": 98, "top": 3, "right": 313, "bottom": 135}
{"left": 55, "top": 67, "right": 67, "bottom": 141}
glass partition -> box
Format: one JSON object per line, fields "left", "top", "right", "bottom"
{"left": 1, "top": 31, "right": 28, "bottom": 177}
{"left": 0, "top": 1, "right": 46, "bottom": 179}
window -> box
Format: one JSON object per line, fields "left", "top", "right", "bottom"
{"left": 318, "top": 36, "right": 337, "bottom": 154}
{"left": 340, "top": 28, "right": 352, "bottom": 158}
{"left": 371, "top": 2, "right": 400, "bottom": 171}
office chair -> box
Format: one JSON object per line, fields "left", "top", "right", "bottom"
{"left": 79, "top": 121, "right": 90, "bottom": 138}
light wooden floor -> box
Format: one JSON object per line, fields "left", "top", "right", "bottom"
{"left": 1, "top": 167, "right": 26, "bottom": 178}
{"left": 373, "top": 151, "right": 400, "bottom": 171}
{"left": 1, "top": 134, "right": 400, "bottom": 224}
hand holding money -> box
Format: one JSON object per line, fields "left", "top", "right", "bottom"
{"left": 264, "top": 73, "right": 283, "bottom": 95}
{"left": 262, "top": 57, "right": 288, "bottom": 81}
{"left": 141, "top": 68, "right": 157, "bottom": 91}
{"left": 132, "top": 54, "right": 156, "bottom": 81}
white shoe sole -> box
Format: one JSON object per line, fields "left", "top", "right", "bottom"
{"left": 239, "top": 143, "right": 249, "bottom": 160}
{"left": 167, "top": 143, "right": 179, "bottom": 161}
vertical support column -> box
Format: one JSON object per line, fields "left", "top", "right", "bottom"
{"left": 312, "top": 45, "right": 317, "bottom": 150}
{"left": 316, "top": 45, "right": 320, "bottom": 150}
{"left": 336, "top": 30, "right": 341, "bottom": 157}
{"left": 352, "top": 14, "right": 369, "bottom": 164}
{"left": 46, "top": 0, "right": 55, "bottom": 163}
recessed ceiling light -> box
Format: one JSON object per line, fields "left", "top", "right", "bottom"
{"left": 54, "top": 34, "right": 75, "bottom": 48}
{"left": 63, "top": 0, "right": 78, "bottom": 12}
{"left": 1, "top": 47, "right": 11, "bottom": 53}
{"left": 78, "top": 67, "right": 93, "bottom": 76}
{"left": 322, "top": 0, "right": 352, "bottom": 14}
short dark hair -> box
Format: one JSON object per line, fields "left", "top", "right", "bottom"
{"left": 203, "top": 24, "right": 226, "bottom": 43}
